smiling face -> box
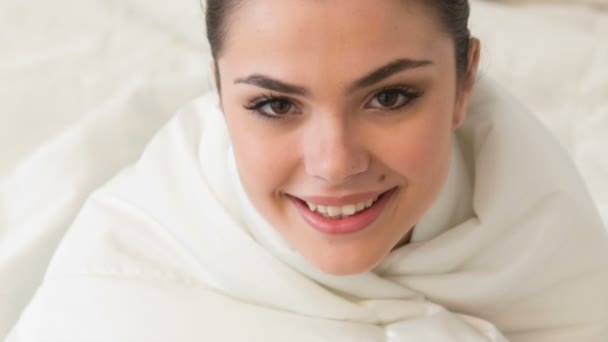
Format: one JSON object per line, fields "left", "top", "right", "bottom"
{"left": 216, "top": 0, "right": 479, "bottom": 275}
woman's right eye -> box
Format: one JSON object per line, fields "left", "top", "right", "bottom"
{"left": 246, "top": 98, "right": 297, "bottom": 118}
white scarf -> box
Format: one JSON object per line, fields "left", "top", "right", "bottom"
{"left": 9, "top": 77, "right": 608, "bottom": 341}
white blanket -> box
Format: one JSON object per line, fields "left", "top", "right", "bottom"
{"left": 2, "top": 0, "right": 608, "bottom": 339}
{"left": 7, "top": 77, "right": 608, "bottom": 341}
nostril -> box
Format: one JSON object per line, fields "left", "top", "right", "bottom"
{"left": 303, "top": 140, "right": 369, "bottom": 184}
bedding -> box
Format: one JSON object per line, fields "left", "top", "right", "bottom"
{"left": 7, "top": 77, "right": 608, "bottom": 341}
{"left": 1, "top": 0, "right": 607, "bottom": 339}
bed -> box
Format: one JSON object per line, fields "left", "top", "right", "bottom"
{"left": 1, "top": 0, "right": 607, "bottom": 338}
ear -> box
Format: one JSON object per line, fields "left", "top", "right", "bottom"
{"left": 453, "top": 37, "right": 481, "bottom": 129}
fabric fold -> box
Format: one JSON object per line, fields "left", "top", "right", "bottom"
{"left": 7, "top": 77, "right": 608, "bottom": 341}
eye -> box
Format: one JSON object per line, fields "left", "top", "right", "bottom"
{"left": 245, "top": 97, "right": 299, "bottom": 118}
{"left": 267, "top": 99, "right": 293, "bottom": 115}
{"left": 366, "top": 87, "right": 422, "bottom": 111}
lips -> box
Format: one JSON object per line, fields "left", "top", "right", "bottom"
{"left": 287, "top": 187, "right": 397, "bottom": 235}
{"left": 302, "top": 195, "right": 381, "bottom": 219}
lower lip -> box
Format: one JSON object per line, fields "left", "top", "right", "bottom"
{"left": 289, "top": 188, "right": 397, "bottom": 235}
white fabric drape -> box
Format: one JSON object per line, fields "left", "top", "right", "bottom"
{"left": 7, "top": 77, "right": 608, "bottom": 341}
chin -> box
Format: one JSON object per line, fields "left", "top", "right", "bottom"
{"left": 290, "top": 221, "right": 398, "bottom": 276}
{"left": 309, "top": 251, "right": 383, "bottom": 276}
{"left": 316, "top": 261, "right": 378, "bottom": 276}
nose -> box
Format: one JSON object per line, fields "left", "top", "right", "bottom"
{"left": 303, "top": 115, "right": 369, "bottom": 185}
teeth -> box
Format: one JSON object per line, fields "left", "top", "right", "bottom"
{"left": 342, "top": 204, "right": 357, "bottom": 216}
{"left": 327, "top": 206, "right": 341, "bottom": 218}
{"left": 304, "top": 196, "right": 381, "bottom": 218}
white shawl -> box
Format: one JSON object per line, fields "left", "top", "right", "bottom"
{"left": 8, "top": 77, "right": 608, "bottom": 341}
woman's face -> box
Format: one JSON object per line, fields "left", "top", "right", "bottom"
{"left": 218, "top": 0, "right": 478, "bottom": 275}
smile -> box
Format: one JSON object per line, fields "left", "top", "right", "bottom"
{"left": 287, "top": 187, "right": 398, "bottom": 235}
{"left": 303, "top": 196, "right": 380, "bottom": 219}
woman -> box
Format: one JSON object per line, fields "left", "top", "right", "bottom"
{"left": 8, "top": 0, "right": 608, "bottom": 340}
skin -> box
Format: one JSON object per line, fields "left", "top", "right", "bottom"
{"left": 216, "top": 0, "right": 480, "bottom": 275}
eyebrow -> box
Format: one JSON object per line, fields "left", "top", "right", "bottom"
{"left": 233, "top": 58, "right": 433, "bottom": 96}
{"left": 348, "top": 58, "right": 433, "bottom": 92}
{"left": 234, "top": 75, "right": 310, "bottom": 96}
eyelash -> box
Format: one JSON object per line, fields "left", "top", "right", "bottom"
{"left": 367, "top": 85, "right": 424, "bottom": 111}
{"left": 243, "top": 85, "right": 423, "bottom": 120}
{"left": 243, "top": 93, "right": 295, "bottom": 119}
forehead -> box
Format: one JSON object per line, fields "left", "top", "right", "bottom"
{"left": 219, "top": 0, "right": 453, "bottom": 86}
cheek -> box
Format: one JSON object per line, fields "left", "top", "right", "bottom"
{"left": 377, "top": 114, "right": 452, "bottom": 184}
{"left": 393, "top": 94, "right": 456, "bottom": 181}
{"left": 406, "top": 130, "right": 450, "bottom": 178}
{"left": 223, "top": 108, "right": 299, "bottom": 198}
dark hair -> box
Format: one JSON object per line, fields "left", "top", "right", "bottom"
{"left": 205, "top": 0, "right": 471, "bottom": 81}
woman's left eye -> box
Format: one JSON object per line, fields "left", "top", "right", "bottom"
{"left": 367, "top": 88, "right": 420, "bottom": 110}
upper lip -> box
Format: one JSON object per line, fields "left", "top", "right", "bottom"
{"left": 289, "top": 188, "right": 395, "bottom": 206}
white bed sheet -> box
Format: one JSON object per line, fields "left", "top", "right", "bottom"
{"left": 0, "top": 0, "right": 607, "bottom": 339}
